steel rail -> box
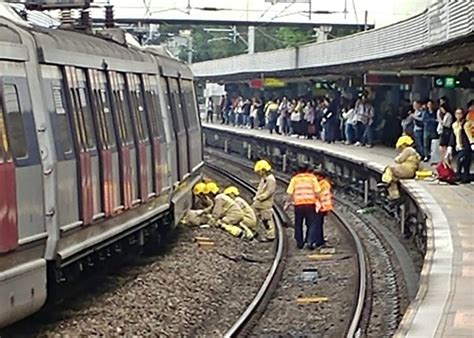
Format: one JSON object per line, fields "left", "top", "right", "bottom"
{"left": 205, "top": 162, "right": 287, "bottom": 338}
{"left": 205, "top": 150, "right": 368, "bottom": 337}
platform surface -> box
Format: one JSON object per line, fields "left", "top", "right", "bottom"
{"left": 203, "top": 122, "right": 474, "bottom": 337}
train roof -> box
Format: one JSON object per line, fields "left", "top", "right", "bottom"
{"left": 0, "top": 4, "right": 194, "bottom": 79}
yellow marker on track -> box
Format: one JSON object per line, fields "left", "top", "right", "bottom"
{"left": 296, "top": 296, "right": 328, "bottom": 304}
{"left": 307, "top": 254, "right": 333, "bottom": 260}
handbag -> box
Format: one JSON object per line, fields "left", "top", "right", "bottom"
{"left": 436, "top": 161, "right": 456, "bottom": 184}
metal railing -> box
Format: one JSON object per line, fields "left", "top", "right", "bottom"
{"left": 191, "top": 0, "right": 473, "bottom": 78}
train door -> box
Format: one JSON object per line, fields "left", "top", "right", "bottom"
{"left": 0, "top": 61, "right": 44, "bottom": 245}
{"left": 142, "top": 75, "right": 167, "bottom": 195}
{"left": 109, "top": 73, "right": 139, "bottom": 207}
{"left": 41, "top": 65, "right": 80, "bottom": 231}
{"left": 158, "top": 77, "right": 178, "bottom": 185}
{"left": 164, "top": 77, "right": 189, "bottom": 180}
{"left": 88, "top": 70, "right": 121, "bottom": 216}
{"left": 64, "top": 66, "right": 102, "bottom": 224}
{"left": 126, "top": 74, "right": 152, "bottom": 202}
{"left": 179, "top": 79, "right": 202, "bottom": 172}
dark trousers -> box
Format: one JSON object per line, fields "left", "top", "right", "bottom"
{"left": 457, "top": 148, "right": 472, "bottom": 182}
{"left": 294, "top": 204, "right": 320, "bottom": 247}
{"left": 414, "top": 129, "right": 424, "bottom": 157}
{"left": 316, "top": 212, "right": 327, "bottom": 246}
{"left": 354, "top": 122, "right": 366, "bottom": 143}
{"left": 206, "top": 110, "right": 213, "bottom": 123}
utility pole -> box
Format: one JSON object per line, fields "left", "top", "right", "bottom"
{"left": 248, "top": 26, "right": 255, "bottom": 54}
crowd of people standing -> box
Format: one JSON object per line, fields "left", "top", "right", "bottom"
{"left": 211, "top": 93, "right": 376, "bottom": 146}
{"left": 206, "top": 93, "right": 474, "bottom": 184}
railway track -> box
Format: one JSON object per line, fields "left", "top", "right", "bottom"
{"left": 205, "top": 158, "right": 368, "bottom": 337}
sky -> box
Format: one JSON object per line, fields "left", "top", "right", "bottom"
{"left": 91, "top": 0, "right": 433, "bottom": 27}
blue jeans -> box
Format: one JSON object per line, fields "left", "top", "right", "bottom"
{"left": 345, "top": 123, "right": 356, "bottom": 143}
{"left": 414, "top": 129, "right": 424, "bottom": 157}
{"left": 363, "top": 124, "right": 374, "bottom": 146}
{"left": 294, "top": 205, "right": 320, "bottom": 247}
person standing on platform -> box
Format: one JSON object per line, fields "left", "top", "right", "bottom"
{"left": 253, "top": 160, "right": 276, "bottom": 241}
{"left": 206, "top": 97, "right": 214, "bottom": 123}
{"left": 314, "top": 171, "right": 333, "bottom": 249}
{"left": 412, "top": 100, "right": 425, "bottom": 158}
{"left": 321, "top": 97, "right": 337, "bottom": 143}
{"left": 284, "top": 164, "right": 321, "bottom": 249}
{"left": 218, "top": 94, "right": 225, "bottom": 124}
{"left": 422, "top": 99, "right": 438, "bottom": 162}
{"left": 447, "top": 108, "right": 474, "bottom": 183}
{"left": 354, "top": 94, "right": 374, "bottom": 146}
{"left": 264, "top": 99, "right": 279, "bottom": 135}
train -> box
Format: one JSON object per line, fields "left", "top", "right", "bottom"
{"left": 0, "top": 4, "right": 203, "bottom": 328}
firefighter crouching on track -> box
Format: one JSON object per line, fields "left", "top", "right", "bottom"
{"left": 193, "top": 182, "right": 214, "bottom": 212}
{"left": 252, "top": 160, "right": 277, "bottom": 241}
{"left": 314, "top": 170, "right": 333, "bottom": 249}
{"left": 224, "top": 186, "right": 256, "bottom": 240}
{"left": 206, "top": 182, "right": 248, "bottom": 238}
{"left": 183, "top": 182, "right": 214, "bottom": 226}
{"left": 284, "top": 164, "right": 322, "bottom": 249}
{"left": 379, "top": 135, "right": 421, "bottom": 200}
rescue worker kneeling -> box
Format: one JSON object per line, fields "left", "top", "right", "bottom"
{"left": 206, "top": 182, "right": 247, "bottom": 238}
{"left": 184, "top": 182, "right": 214, "bottom": 226}
{"left": 380, "top": 135, "right": 421, "bottom": 200}
{"left": 193, "top": 182, "right": 214, "bottom": 212}
{"left": 223, "top": 186, "right": 256, "bottom": 240}
{"left": 253, "top": 160, "right": 277, "bottom": 241}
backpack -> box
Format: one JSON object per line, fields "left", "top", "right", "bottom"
{"left": 436, "top": 161, "right": 456, "bottom": 184}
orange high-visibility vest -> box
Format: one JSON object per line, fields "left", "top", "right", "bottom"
{"left": 291, "top": 173, "right": 320, "bottom": 206}
{"left": 319, "top": 179, "right": 333, "bottom": 212}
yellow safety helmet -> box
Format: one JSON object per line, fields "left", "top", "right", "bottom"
{"left": 254, "top": 159, "right": 272, "bottom": 172}
{"left": 223, "top": 186, "right": 240, "bottom": 197}
{"left": 396, "top": 135, "right": 414, "bottom": 149}
{"left": 193, "top": 182, "right": 206, "bottom": 195}
{"left": 204, "top": 182, "right": 220, "bottom": 195}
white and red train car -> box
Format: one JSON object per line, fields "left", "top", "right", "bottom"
{"left": 0, "top": 6, "right": 202, "bottom": 327}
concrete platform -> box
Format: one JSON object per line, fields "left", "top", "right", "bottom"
{"left": 202, "top": 122, "right": 474, "bottom": 337}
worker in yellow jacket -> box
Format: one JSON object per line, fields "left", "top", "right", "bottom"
{"left": 193, "top": 182, "right": 214, "bottom": 212}
{"left": 206, "top": 182, "right": 247, "bottom": 238}
{"left": 224, "top": 186, "right": 257, "bottom": 240}
{"left": 314, "top": 171, "right": 333, "bottom": 249}
{"left": 380, "top": 135, "right": 421, "bottom": 199}
{"left": 253, "top": 159, "right": 276, "bottom": 241}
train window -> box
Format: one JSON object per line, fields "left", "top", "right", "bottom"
{"left": 100, "top": 90, "right": 116, "bottom": 147}
{"left": 168, "top": 78, "right": 185, "bottom": 132}
{"left": 130, "top": 89, "right": 149, "bottom": 142}
{"left": 78, "top": 87, "right": 96, "bottom": 150}
{"left": 0, "top": 98, "right": 10, "bottom": 160}
{"left": 3, "top": 84, "right": 28, "bottom": 159}
{"left": 181, "top": 80, "right": 198, "bottom": 128}
{"left": 92, "top": 89, "right": 108, "bottom": 147}
{"left": 146, "top": 90, "right": 165, "bottom": 138}
{"left": 118, "top": 90, "right": 133, "bottom": 144}
{"left": 52, "top": 86, "right": 73, "bottom": 154}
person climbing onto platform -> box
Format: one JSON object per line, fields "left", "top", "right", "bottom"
{"left": 206, "top": 182, "right": 247, "bottom": 238}
{"left": 223, "top": 186, "right": 257, "bottom": 240}
{"left": 314, "top": 170, "right": 334, "bottom": 249}
{"left": 253, "top": 159, "right": 276, "bottom": 241}
{"left": 284, "top": 163, "right": 321, "bottom": 249}
{"left": 379, "top": 135, "right": 421, "bottom": 200}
